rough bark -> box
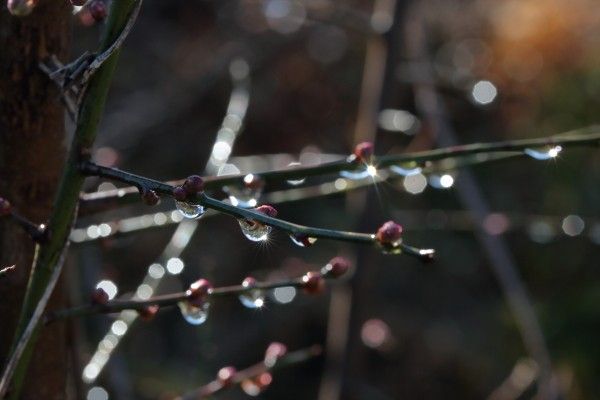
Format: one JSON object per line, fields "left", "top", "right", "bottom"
{"left": 0, "top": 1, "right": 71, "bottom": 398}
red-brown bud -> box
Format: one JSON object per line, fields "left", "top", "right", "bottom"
{"left": 187, "top": 278, "right": 212, "bottom": 307}
{"left": 243, "top": 174, "right": 265, "bottom": 191}
{"left": 0, "top": 198, "right": 12, "bottom": 217}
{"left": 182, "top": 175, "right": 204, "bottom": 195}
{"left": 254, "top": 204, "right": 277, "bottom": 218}
{"left": 375, "top": 220, "right": 403, "bottom": 245}
{"left": 264, "top": 342, "right": 287, "bottom": 366}
{"left": 217, "top": 366, "right": 237, "bottom": 386}
{"left": 138, "top": 305, "right": 159, "bottom": 321}
{"left": 242, "top": 276, "right": 257, "bottom": 288}
{"left": 322, "top": 257, "right": 350, "bottom": 278}
{"left": 301, "top": 271, "right": 325, "bottom": 294}
{"left": 88, "top": 0, "right": 107, "bottom": 22}
{"left": 172, "top": 186, "right": 188, "bottom": 201}
{"left": 91, "top": 287, "right": 109, "bottom": 305}
{"left": 141, "top": 188, "right": 160, "bottom": 206}
{"left": 353, "top": 142, "right": 374, "bottom": 162}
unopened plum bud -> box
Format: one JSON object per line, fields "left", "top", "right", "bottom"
{"left": 88, "top": 0, "right": 106, "bottom": 22}
{"left": 375, "top": 220, "right": 403, "bottom": 246}
{"left": 182, "top": 175, "right": 204, "bottom": 195}
{"left": 353, "top": 142, "right": 374, "bottom": 162}
{"left": 217, "top": 366, "right": 237, "bottom": 386}
{"left": 187, "top": 279, "right": 212, "bottom": 307}
{"left": 138, "top": 305, "right": 159, "bottom": 321}
{"left": 254, "top": 204, "right": 277, "bottom": 218}
{"left": 91, "top": 287, "right": 109, "bottom": 305}
{"left": 301, "top": 271, "right": 325, "bottom": 294}
{"left": 322, "top": 257, "right": 349, "bottom": 278}
{"left": 264, "top": 342, "right": 287, "bottom": 367}
{"left": 141, "top": 188, "right": 160, "bottom": 206}
{"left": 172, "top": 186, "right": 187, "bottom": 201}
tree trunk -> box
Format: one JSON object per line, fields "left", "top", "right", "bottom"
{"left": 0, "top": 1, "right": 71, "bottom": 398}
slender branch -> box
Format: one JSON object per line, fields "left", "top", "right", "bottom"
{"left": 2, "top": 2, "right": 141, "bottom": 398}
{"left": 78, "top": 127, "right": 600, "bottom": 215}
{"left": 177, "top": 345, "right": 323, "bottom": 400}
{"left": 46, "top": 269, "right": 342, "bottom": 323}
{"left": 0, "top": 265, "right": 16, "bottom": 279}
{"left": 79, "top": 161, "right": 433, "bottom": 259}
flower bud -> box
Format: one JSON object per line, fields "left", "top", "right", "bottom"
{"left": 301, "top": 271, "right": 324, "bottom": 294}
{"left": 0, "top": 197, "right": 12, "bottom": 217}
{"left": 375, "top": 220, "right": 403, "bottom": 246}
{"left": 187, "top": 278, "right": 212, "bottom": 307}
{"left": 322, "top": 256, "right": 349, "bottom": 278}
{"left": 182, "top": 175, "right": 204, "bottom": 195}
{"left": 138, "top": 305, "right": 159, "bottom": 321}
{"left": 254, "top": 204, "right": 277, "bottom": 218}
{"left": 264, "top": 342, "right": 287, "bottom": 367}
{"left": 353, "top": 142, "right": 374, "bottom": 162}
{"left": 217, "top": 366, "right": 237, "bottom": 386}
{"left": 88, "top": 0, "right": 107, "bottom": 22}
{"left": 141, "top": 188, "right": 160, "bottom": 206}
{"left": 172, "top": 186, "right": 187, "bottom": 201}
{"left": 91, "top": 287, "right": 109, "bottom": 305}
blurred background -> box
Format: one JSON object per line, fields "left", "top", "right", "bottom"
{"left": 67, "top": 0, "right": 599, "bottom": 399}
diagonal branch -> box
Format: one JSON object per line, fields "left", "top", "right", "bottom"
{"left": 79, "top": 161, "right": 433, "bottom": 260}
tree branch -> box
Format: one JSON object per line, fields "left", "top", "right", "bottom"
{"left": 77, "top": 127, "right": 600, "bottom": 215}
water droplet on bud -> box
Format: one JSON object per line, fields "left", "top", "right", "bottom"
{"left": 289, "top": 233, "right": 317, "bottom": 247}
{"left": 238, "top": 219, "right": 271, "bottom": 242}
{"left": 238, "top": 277, "right": 266, "bottom": 309}
{"left": 339, "top": 168, "right": 371, "bottom": 180}
{"left": 178, "top": 301, "right": 209, "bottom": 325}
{"left": 175, "top": 201, "right": 205, "bottom": 219}
{"left": 524, "top": 145, "right": 562, "bottom": 160}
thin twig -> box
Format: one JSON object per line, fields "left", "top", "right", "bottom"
{"left": 46, "top": 269, "right": 341, "bottom": 323}
{"left": 79, "top": 161, "right": 433, "bottom": 260}
{"left": 177, "top": 345, "right": 323, "bottom": 400}
{"left": 77, "top": 127, "right": 600, "bottom": 215}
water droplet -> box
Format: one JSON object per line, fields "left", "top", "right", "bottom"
{"left": 340, "top": 167, "right": 371, "bottom": 180}
{"left": 286, "top": 162, "right": 306, "bottom": 186}
{"left": 289, "top": 233, "right": 317, "bottom": 247}
{"left": 226, "top": 174, "right": 263, "bottom": 208}
{"left": 428, "top": 173, "right": 455, "bottom": 189}
{"left": 389, "top": 163, "right": 422, "bottom": 176}
{"left": 238, "top": 219, "right": 271, "bottom": 242}
{"left": 178, "top": 301, "right": 209, "bottom": 325}
{"left": 239, "top": 280, "right": 266, "bottom": 309}
{"left": 175, "top": 201, "right": 205, "bottom": 219}
{"left": 524, "top": 145, "right": 562, "bottom": 160}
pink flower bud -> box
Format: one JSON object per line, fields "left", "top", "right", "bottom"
{"left": 88, "top": 0, "right": 107, "bottom": 22}
{"left": 217, "top": 366, "right": 237, "bottom": 386}
{"left": 301, "top": 271, "right": 324, "bottom": 294}
{"left": 183, "top": 175, "right": 204, "bottom": 195}
{"left": 353, "top": 142, "right": 374, "bottom": 162}
{"left": 91, "top": 287, "right": 109, "bottom": 305}
{"left": 138, "top": 305, "right": 159, "bottom": 321}
{"left": 172, "top": 186, "right": 187, "bottom": 201}
{"left": 187, "top": 279, "right": 213, "bottom": 307}
{"left": 375, "top": 220, "right": 403, "bottom": 245}
{"left": 264, "top": 342, "right": 287, "bottom": 366}
{"left": 141, "top": 188, "right": 160, "bottom": 206}
{"left": 254, "top": 204, "right": 277, "bottom": 218}
{"left": 323, "top": 257, "right": 349, "bottom": 278}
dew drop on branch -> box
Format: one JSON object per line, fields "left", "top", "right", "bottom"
{"left": 340, "top": 166, "right": 376, "bottom": 180}
{"left": 523, "top": 145, "right": 562, "bottom": 160}
{"left": 178, "top": 301, "right": 209, "bottom": 325}
{"left": 239, "top": 279, "right": 266, "bottom": 309}
{"left": 175, "top": 201, "right": 205, "bottom": 219}
{"left": 389, "top": 163, "right": 423, "bottom": 176}
{"left": 238, "top": 219, "right": 271, "bottom": 242}
{"left": 289, "top": 233, "right": 317, "bottom": 247}
{"left": 286, "top": 162, "right": 306, "bottom": 186}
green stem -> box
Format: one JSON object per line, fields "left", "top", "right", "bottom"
{"left": 78, "top": 126, "right": 600, "bottom": 215}
{"left": 2, "top": 2, "right": 139, "bottom": 398}
{"left": 79, "top": 162, "right": 433, "bottom": 259}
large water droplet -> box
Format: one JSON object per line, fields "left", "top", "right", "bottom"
{"left": 286, "top": 162, "right": 306, "bottom": 186}
{"left": 175, "top": 201, "right": 205, "bottom": 219}
{"left": 239, "top": 280, "right": 266, "bottom": 309}
{"left": 178, "top": 301, "right": 209, "bottom": 325}
{"left": 238, "top": 219, "right": 271, "bottom": 242}
{"left": 340, "top": 166, "right": 376, "bottom": 180}
{"left": 389, "top": 163, "right": 422, "bottom": 176}
{"left": 226, "top": 174, "right": 263, "bottom": 208}
{"left": 289, "top": 233, "right": 317, "bottom": 247}
{"left": 524, "top": 145, "right": 562, "bottom": 160}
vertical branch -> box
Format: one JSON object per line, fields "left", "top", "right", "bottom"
{"left": 3, "top": 2, "right": 140, "bottom": 398}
